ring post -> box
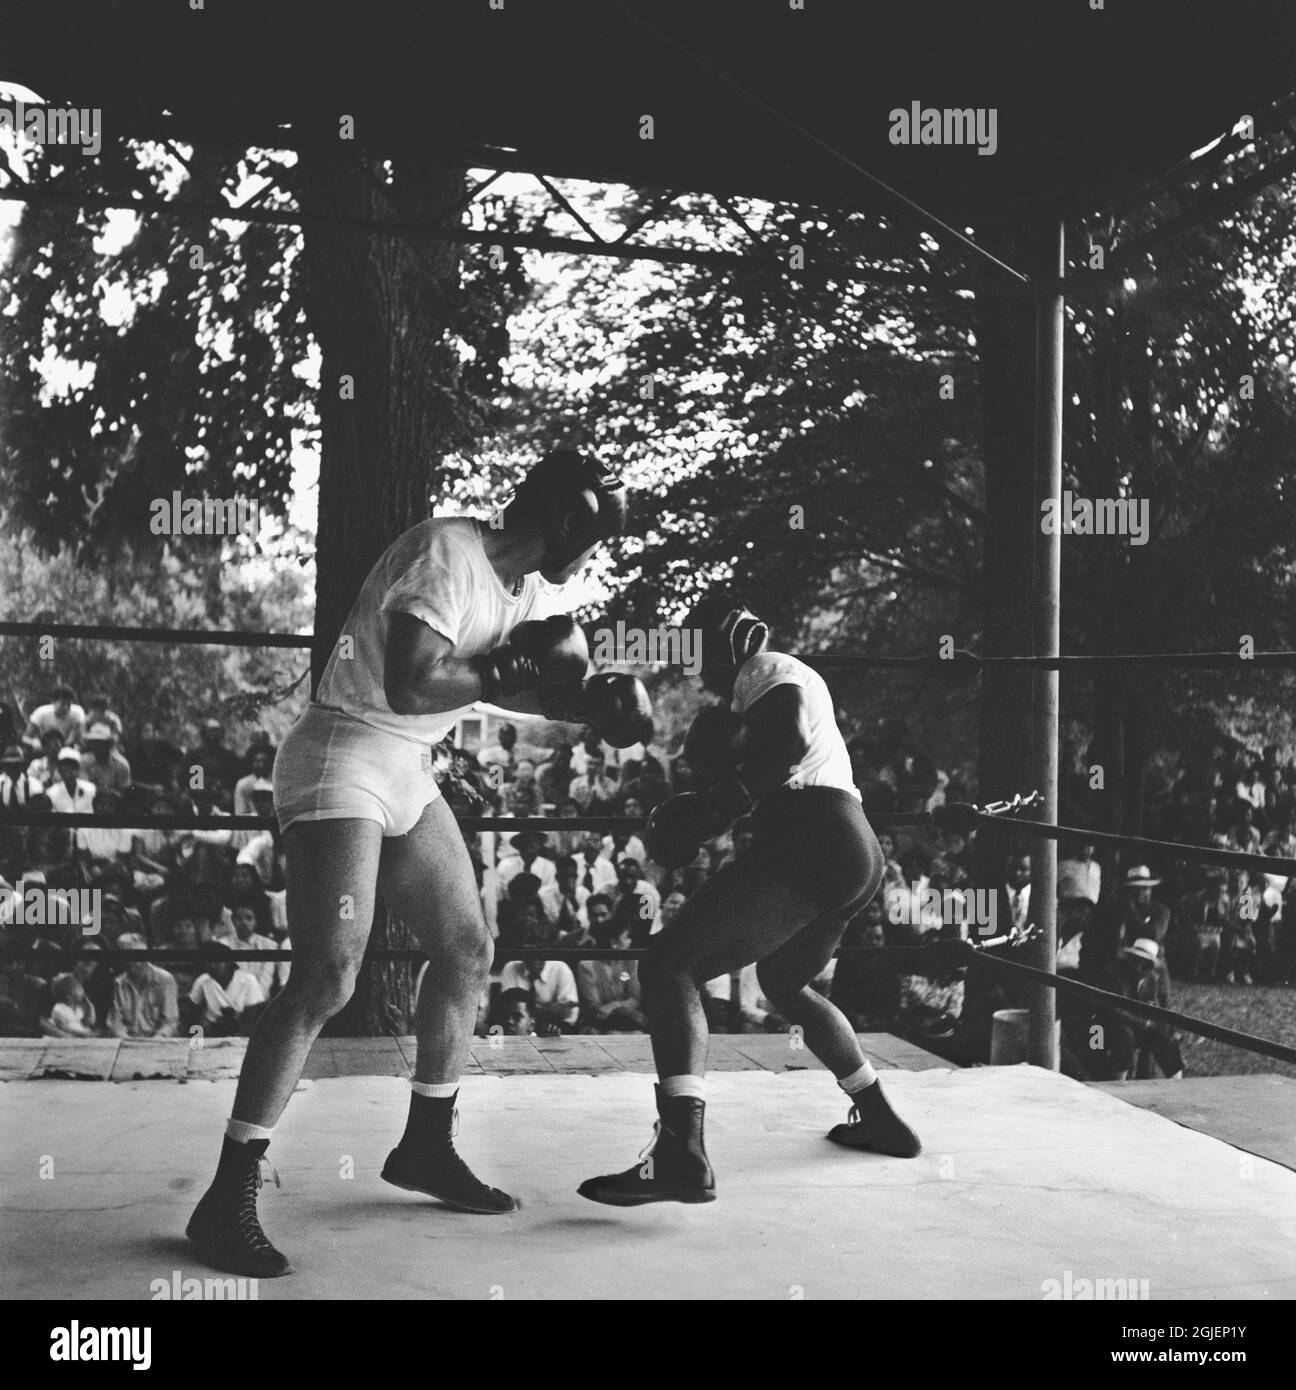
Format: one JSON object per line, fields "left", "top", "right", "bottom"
{"left": 1030, "top": 217, "right": 1065, "bottom": 1070}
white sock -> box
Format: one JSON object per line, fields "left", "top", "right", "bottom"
{"left": 660, "top": 1074, "right": 706, "bottom": 1101}
{"left": 410, "top": 1080, "right": 459, "bottom": 1099}
{"left": 226, "top": 1118, "right": 274, "bottom": 1145}
{"left": 837, "top": 1062, "right": 878, "bottom": 1096}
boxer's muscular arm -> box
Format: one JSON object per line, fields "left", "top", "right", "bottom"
{"left": 737, "top": 684, "right": 811, "bottom": 796}
{"left": 384, "top": 613, "right": 545, "bottom": 717}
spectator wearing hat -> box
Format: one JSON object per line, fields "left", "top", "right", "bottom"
{"left": 45, "top": 748, "right": 97, "bottom": 815}
{"left": 79, "top": 724, "right": 132, "bottom": 797}
{"left": 496, "top": 829, "right": 556, "bottom": 893}
{"left": 1116, "top": 938, "right": 1185, "bottom": 1079}
{"left": 0, "top": 745, "right": 38, "bottom": 810}
{"left": 105, "top": 933, "right": 179, "bottom": 1038}
{"left": 1119, "top": 865, "right": 1171, "bottom": 998}
{"left": 23, "top": 685, "right": 85, "bottom": 749}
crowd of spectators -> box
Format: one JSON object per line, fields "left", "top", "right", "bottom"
{"left": 3, "top": 689, "right": 1292, "bottom": 1079}
{"left": 0, "top": 687, "right": 287, "bottom": 1039}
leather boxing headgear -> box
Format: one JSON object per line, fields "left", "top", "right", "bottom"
{"left": 512, "top": 449, "right": 628, "bottom": 579}
{"left": 687, "top": 590, "right": 770, "bottom": 695}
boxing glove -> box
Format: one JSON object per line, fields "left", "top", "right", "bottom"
{"left": 475, "top": 615, "right": 590, "bottom": 702}
{"left": 539, "top": 671, "right": 654, "bottom": 750}
{"left": 645, "top": 777, "right": 752, "bottom": 870}
{"left": 683, "top": 705, "right": 746, "bottom": 788}
{"left": 577, "top": 672, "right": 654, "bottom": 749}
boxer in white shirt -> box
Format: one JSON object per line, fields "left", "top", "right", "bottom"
{"left": 581, "top": 591, "right": 920, "bottom": 1208}
{"left": 188, "top": 450, "right": 652, "bottom": 1278}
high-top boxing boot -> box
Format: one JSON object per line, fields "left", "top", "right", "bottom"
{"left": 578, "top": 1085, "right": 716, "bottom": 1206}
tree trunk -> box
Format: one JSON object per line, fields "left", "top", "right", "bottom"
{"left": 296, "top": 143, "right": 466, "bottom": 1036}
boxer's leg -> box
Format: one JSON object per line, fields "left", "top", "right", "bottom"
{"left": 756, "top": 913, "right": 861, "bottom": 1072}
{"left": 379, "top": 797, "right": 493, "bottom": 1084}
{"left": 640, "top": 862, "right": 818, "bottom": 1077}
{"left": 377, "top": 798, "right": 515, "bottom": 1213}
{"left": 757, "top": 915, "right": 922, "bottom": 1157}
{"left": 188, "top": 817, "right": 383, "bottom": 1277}
{"left": 579, "top": 863, "right": 818, "bottom": 1206}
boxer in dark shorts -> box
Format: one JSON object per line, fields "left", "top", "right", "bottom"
{"left": 579, "top": 592, "right": 921, "bottom": 1207}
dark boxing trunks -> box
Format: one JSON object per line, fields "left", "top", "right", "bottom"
{"left": 749, "top": 785, "right": 884, "bottom": 915}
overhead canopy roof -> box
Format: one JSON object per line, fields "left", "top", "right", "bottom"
{"left": 5, "top": 0, "right": 1296, "bottom": 235}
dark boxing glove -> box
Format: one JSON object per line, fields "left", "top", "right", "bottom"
{"left": 474, "top": 615, "right": 589, "bottom": 703}
{"left": 645, "top": 777, "right": 752, "bottom": 870}
{"left": 577, "top": 672, "right": 653, "bottom": 749}
{"left": 539, "top": 670, "right": 654, "bottom": 750}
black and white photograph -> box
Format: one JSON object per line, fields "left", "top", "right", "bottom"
{"left": 2, "top": 0, "right": 1296, "bottom": 1344}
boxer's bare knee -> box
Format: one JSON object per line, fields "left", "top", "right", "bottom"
{"left": 280, "top": 954, "right": 364, "bottom": 1025}
{"left": 421, "top": 920, "right": 493, "bottom": 994}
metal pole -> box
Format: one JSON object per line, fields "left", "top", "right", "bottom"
{"left": 1029, "top": 217, "right": 1065, "bottom": 1069}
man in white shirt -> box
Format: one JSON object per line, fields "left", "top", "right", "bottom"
{"left": 477, "top": 722, "right": 550, "bottom": 783}
{"left": 189, "top": 943, "right": 270, "bottom": 1033}
{"left": 540, "top": 856, "right": 590, "bottom": 933}
{"left": 23, "top": 686, "right": 85, "bottom": 747}
{"left": 495, "top": 829, "right": 557, "bottom": 892}
{"left": 45, "top": 749, "right": 97, "bottom": 814}
{"left": 574, "top": 831, "right": 618, "bottom": 896}
{"left": 498, "top": 956, "right": 579, "bottom": 1031}
{"left": 187, "top": 449, "right": 650, "bottom": 1279}
{"left": 569, "top": 749, "right": 619, "bottom": 812}
{"left": 1057, "top": 841, "right": 1100, "bottom": 905}
{"left": 609, "top": 855, "right": 662, "bottom": 940}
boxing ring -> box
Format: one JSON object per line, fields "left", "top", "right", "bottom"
{"left": 4, "top": 618, "right": 1296, "bottom": 1300}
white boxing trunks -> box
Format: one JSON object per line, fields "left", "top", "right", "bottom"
{"left": 273, "top": 704, "right": 442, "bottom": 837}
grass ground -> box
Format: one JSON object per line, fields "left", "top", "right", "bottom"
{"left": 1172, "top": 982, "right": 1296, "bottom": 1080}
